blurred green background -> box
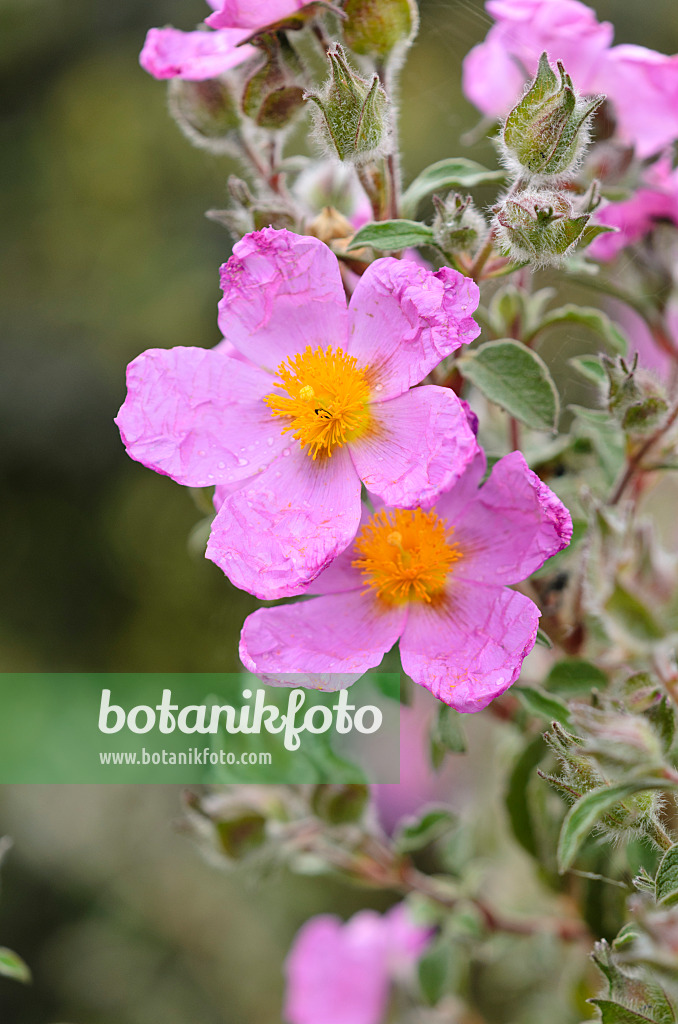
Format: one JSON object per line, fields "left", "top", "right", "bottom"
{"left": 1, "top": 0, "right": 678, "bottom": 1020}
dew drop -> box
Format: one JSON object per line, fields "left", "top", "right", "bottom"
{"left": 238, "top": 457, "right": 249, "bottom": 466}
{"left": 217, "top": 461, "right": 225, "bottom": 470}
{"left": 266, "top": 437, "right": 275, "bottom": 447}
{"left": 282, "top": 448, "right": 291, "bottom": 457}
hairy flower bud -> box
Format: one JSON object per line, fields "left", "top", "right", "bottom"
{"left": 343, "top": 0, "right": 419, "bottom": 62}
{"left": 306, "top": 44, "right": 391, "bottom": 163}
{"left": 242, "top": 36, "right": 306, "bottom": 129}
{"left": 604, "top": 354, "right": 670, "bottom": 435}
{"left": 501, "top": 52, "right": 604, "bottom": 180}
{"left": 495, "top": 187, "right": 592, "bottom": 266}
{"left": 432, "top": 192, "right": 487, "bottom": 256}
{"left": 168, "top": 77, "right": 240, "bottom": 151}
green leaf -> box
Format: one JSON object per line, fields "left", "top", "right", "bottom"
{"left": 579, "top": 222, "right": 619, "bottom": 249}
{"left": 0, "top": 948, "right": 31, "bottom": 984}
{"left": 528, "top": 304, "right": 627, "bottom": 353}
{"left": 459, "top": 339, "right": 560, "bottom": 431}
{"left": 395, "top": 808, "right": 456, "bottom": 853}
{"left": 514, "top": 686, "right": 572, "bottom": 727}
{"left": 430, "top": 705, "right": 466, "bottom": 769}
{"left": 605, "top": 584, "right": 665, "bottom": 642}
{"left": 505, "top": 734, "right": 547, "bottom": 859}
{"left": 347, "top": 219, "right": 434, "bottom": 252}
{"left": 570, "top": 355, "right": 608, "bottom": 386}
{"left": 545, "top": 659, "right": 608, "bottom": 696}
{"left": 418, "top": 937, "right": 455, "bottom": 1005}
{"left": 535, "top": 627, "right": 553, "bottom": 649}
{"left": 589, "top": 1000, "right": 669, "bottom": 1024}
{"left": 557, "top": 779, "right": 675, "bottom": 874}
{"left": 655, "top": 843, "right": 678, "bottom": 906}
{"left": 400, "top": 158, "right": 506, "bottom": 218}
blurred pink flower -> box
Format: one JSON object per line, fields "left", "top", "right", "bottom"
{"left": 284, "top": 904, "right": 432, "bottom": 1024}
{"left": 462, "top": 0, "right": 612, "bottom": 119}
{"left": 462, "top": 1, "right": 678, "bottom": 159}
{"left": 589, "top": 156, "right": 678, "bottom": 261}
{"left": 139, "top": 25, "right": 257, "bottom": 80}
{"left": 207, "top": 0, "right": 315, "bottom": 32}
{"left": 116, "top": 229, "right": 480, "bottom": 599}
{"left": 240, "top": 450, "right": 572, "bottom": 710}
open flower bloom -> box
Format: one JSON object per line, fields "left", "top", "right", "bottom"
{"left": 240, "top": 449, "right": 572, "bottom": 710}
{"left": 284, "top": 904, "right": 432, "bottom": 1024}
{"left": 207, "top": 1, "right": 316, "bottom": 33}
{"left": 462, "top": 0, "right": 678, "bottom": 160}
{"left": 116, "top": 229, "right": 480, "bottom": 599}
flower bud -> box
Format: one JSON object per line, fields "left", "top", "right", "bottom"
{"left": 242, "top": 37, "right": 306, "bottom": 129}
{"left": 495, "top": 186, "right": 600, "bottom": 266}
{"left": 432, "top": 192, "right": 487, "bottom": 257}
{"left": 310, "top": 783, "right": 370, "bottom": 824}
{"left": 501, "top": 52, "right": 604, "bottom": 180}
{"left": 604, "top": 354, "right": 670, "bottom": 435}
{"left": 343, "top": 0, "right": 419, "bottom": 63}
{"left": 168, "top": 77, "right": 240, "bottom": 151}
{"left": 306, "top": 44, "right": 391, "bottom": 163}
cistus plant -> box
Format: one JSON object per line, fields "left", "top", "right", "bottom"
{"left": 117, "top": 0, "right": 678, "bottom": 1020}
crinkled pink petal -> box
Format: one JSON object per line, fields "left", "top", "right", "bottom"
{"left": 450, "top": 451, "right": 572, "bottom": 585}
{"left": 206, "top": 445, "right": 361, "bottom": 599}
{"left": 430, "top": 445, "right": 487, "bottom": 524}
{"left": 218, "top": 229, "right": 348, "bottom": 371}
{"left": 384, "top": 905, "right": 434, "bottom": 975}
{"left": 400, "top": 582, "right": 540, "bottom": 711}
{"left": 239, "top": 589, "right": 406, "bottom": 688}
{"left": 115, "top": 347, "right": 285, "bottom": 487}
{"left": 284, "top": 913, "right": 390, "bottom": 1024}
{"left": 348, "top": 260, "right": 480, "bottom": 400}
{"left": 349, "top": 386, "right": 478, "bottom": 509}
{"left": 139, "top": 27, "right": 256, "bottom": 81}
{"left": 208, "top": 0, "right": 310, "bottom": 31}
{"left": 596, "top": 45, "right": 678, "bottom": 159}
{"left": 304, "top": 505, "right": 372, "bottom": 595}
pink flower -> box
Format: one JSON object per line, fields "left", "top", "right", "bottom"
{"left": 589, "top": 156, "right": 678, "bottom": 261}
{"left": 284, "top": 904, "right": 432, "bottom": 1024}
{"left": 595, "top": 46, "right": 678, "bottom": 160}
{"left": 240, "top": 449, "right": 572, "bottom": 710}
{"left": 116, "top": 229, "right": 480, "bottom": 599}
{"left": 462, "top": 0, "right": 612, "bottom": 119}
{"left": 139, "top": 26, "right": 257, "bottom": 80}
{"left": 207, "top": 1, "right": 313, "bottom": 33}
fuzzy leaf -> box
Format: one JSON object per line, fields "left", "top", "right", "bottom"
{"left": 395, "top": 808, "right": 456, "bottom": 853}
{"left": 545, "top": 659, "right": 607, "bottom": 696}
{"left": 514, "top": 686, "right": 572, "bottom": 727}
{"left": 430, "top": 705, "right": 466, "bottom": 769}
{"left": 590, "top": 1001, "right": 671, "bottom": 1024}
{"left": 505, "top": 735, "right": 547, "bottom": 859}
{"left": 459, "top": 339, "right": 560, "bottom": 431}
{"left": 400, "top": 158, "right": 505, "bottom": 218}
{"left": 558, "top": 779, "right": 675, "bottom": 874}
{"left": 529, "top": 305, "right": 627, "bottom": 353}
{"left": 347, "top": 219, "right": 434, "bottom": 251}
{"left": 605, "top": 585, "right": 664, "bottom": 642}
{"left": 655, "top": 843, "right": 678, "bottom": 907}
{"left": 418, "top": 937, "right": 455, "bottom": 1005}
{"left": 570, "top": 355, "right": 608, "bottom": 385}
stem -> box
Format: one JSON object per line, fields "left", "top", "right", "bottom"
{"left": 468, "top": 228, "right": 498, "bottom": 283}
{"left": 509, "top": 416, "right": 521, "bottom": 451}
{"left": 608, "top": 399, "right": 678, "bottom": 505}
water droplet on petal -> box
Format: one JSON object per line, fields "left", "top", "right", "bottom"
{"left": 266, "top": 437, "right": 275, "bottom": 447}
{"left": 238, "top": 457, "right": 249, "bottom": 466}
{"left": 282, "top": 448, "right": 291, "bottom": 457}
{"left": 217, "top": 461, "right": 225, "bottom": 470}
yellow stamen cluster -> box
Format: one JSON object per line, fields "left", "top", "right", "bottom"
{"left": 352, "top": 508, "right": 463, "bottom": 606}
{"left": 264, "top": 346, "right": 372, "bottom": 459}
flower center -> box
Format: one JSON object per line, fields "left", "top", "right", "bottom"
{"left": 352, "top": 508, "right": 463, "bottom": 606}
{"left": 264, "top": 345, "right": 372, "bottom": 459}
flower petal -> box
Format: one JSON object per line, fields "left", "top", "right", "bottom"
{"left": 139, "top": 27, "right": 256, "bottom": 80}
{"left": 240, "top": 589, "right": 405, "bottom": 688}
{"left": 452, "top": 451, "right": 572, "bottom": 585}
{"left": 348, "top": 260, "right": 480, "bottom": 400}
{"left": 207, "top": 0, "right": 309, "bottom": 31}
{"left": 400, "top": 583, "right": 540, "bottom": 712}
{"left": 218, "top": 229, "right": 348, "bottom": 371}
{"left": 115, "top": 347, "right": 285, "bottom": 487}
{"left": 284, "top": 913, "right": 390, "bottom": 1024}
{"left": 207, "top": 445, "right": 361, "bottom": 599}
{"left": 304, "top": 505, "right": 371, "bottom": 595}
{"left": 350, "top": 386, "right": 478, "bottom": 509}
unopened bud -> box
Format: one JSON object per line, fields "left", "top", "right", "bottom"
{"left": 495, "top": 187, "right": 592, "bottom": 266}
{"left": 242, "top": 37, "right": 306, "bottom": 129}
{"left": 168, "top": 77, "right": 240, "bottom": 151}
{"left": 432, "top": 192, "right": 486, "bottom": 256}
{"left": 306, "top": 44, "right": 391, "bottom": 163}
{"left": 307, "top": 206, "right": 354, "bottom": 244}
{"left": 343, "top": 0, "right": 419, "bottom": 62}
{"left": 310, "top": 783, "right": 370, "bottom": 824}
{"left": 501, "top": 52, "right": 604, "bottom": 180}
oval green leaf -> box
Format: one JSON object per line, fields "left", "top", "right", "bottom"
{"left": 347, "top": 219, "right": 434, "bottom": 252}
{"left": 459, "top": 339, "right": 560, "bottom": 431}
{"left": 401, "top": 158, "right": 506, "bottom": 218}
